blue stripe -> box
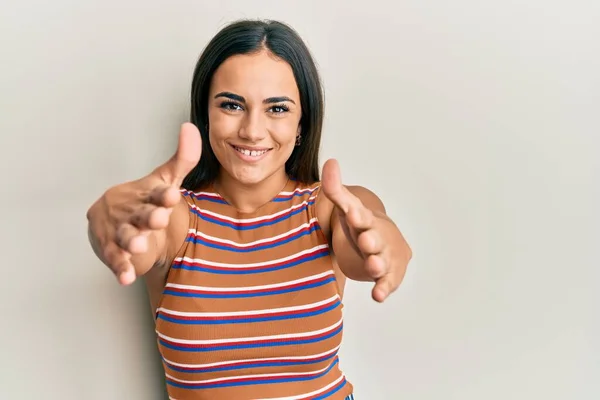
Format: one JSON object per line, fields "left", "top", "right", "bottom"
{"left": 314, "top": 378, "right": 349, "bottom": 400}
{"left": 166, "top": 358, "right": 339, "bottom": 390}
{"left": 182, "top": 192, "right": 228, "bottom": 204}
{"left": 171, "top": 250, "right": 329, "bottom": 275}
{"left": 159, "top": 323, "right": 343, "bottom": 352}
{"left": 163, "top": 351, "right": 337, "bottom": 374}
{"left": 162, "top": 276, "right": 337, "bottom": 299}
{"left": 157, "top": 301, "right": 340, "bottom": 325}
{"left": 272, "top": 189, "right": 317, "bottom": 202}
{"left": 186, "top": 224, "right": 320, "bottom": 253}
{"left": 192, "top": 199, "right": 314, "bottom": 230}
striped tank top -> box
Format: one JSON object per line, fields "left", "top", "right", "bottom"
{"left": 155, "top": 180, "right": 354, "bottom": 399}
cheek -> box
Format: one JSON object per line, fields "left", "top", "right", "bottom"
{"left": 207, "top": 130, "right": 225, "bottom": 158}
{"left": 207, "top": 111, "right": 237, "bottom": 153}
{"left": 269, "top": 119, "right": 300, "bottom": 147}
{"left": 208, "top": 110, "right": 238, "bottom": 136}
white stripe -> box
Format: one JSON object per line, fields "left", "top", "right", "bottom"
{"left": 190, "top": 195, "right": 316, "bottom": 224}
{"left": 183, "top": 186, "right": 318, "bottom": 199}
{"left": 188, "top": 218, "right": 319, "bottom": 248}
{"left": 165, "top": 270, "right": 334, "bottom": 293}
{"left": 158, "top": 294, "right": 339, "bottom": 318}
{"left": 278, "top": 186, "right": 319, "bottom": 196}
{"left": 165, "top": 359, "right": 333, "bottom": 384}
{"left": 157, "top": 318, "right": 343, "bottom": 345}
{"left": 162, "top": 345, "right": 340, "bottom": 369}
{"left": 181, "top": 189, "right": 223, "bottom": 199}
{"left": 174, "top": 244, "right": 328, "bottom": 269}
{"left": 255, "top": 374, "right": 345, "bottom": 400}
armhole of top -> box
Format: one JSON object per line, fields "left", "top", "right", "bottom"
{"left": 154, "top": 190, "right": 197, "bottom": 318}
{"left": 169, "top": 189, "right": 197, "bottom": 263}
{"left": 159, "top": 190, "right": 196, "bottom": 281}
{"left": 308, "top": 182, "right": 346, "bottom": 298}
{"left": 307, "top": 182, "right": 331, "bottom": 246}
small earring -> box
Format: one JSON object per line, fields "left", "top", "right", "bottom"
{"left": 295, "top": 134, "right": 302, "bottom": 146}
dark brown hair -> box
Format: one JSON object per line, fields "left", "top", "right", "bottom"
{"left": 182, "top": 19, "right": 325, "bottom": 191}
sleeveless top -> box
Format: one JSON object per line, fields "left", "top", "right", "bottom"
{"left": 154, "top": 180, "right": 354, "bottom": 399}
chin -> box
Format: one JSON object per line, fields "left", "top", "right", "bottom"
{"left": 228, "top": 166, "right": 272, "bottom": 186}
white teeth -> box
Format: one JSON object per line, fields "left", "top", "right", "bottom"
{"left": 235, "top": 147, "right": 268, "bottom": 157}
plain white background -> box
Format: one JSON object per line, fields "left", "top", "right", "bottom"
{"left": 1, "top": 1, "right": 598, "bottom": 399}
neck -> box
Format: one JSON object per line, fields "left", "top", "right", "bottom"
{"left": 215, "top": 169, "right": 290, "bottom": 213}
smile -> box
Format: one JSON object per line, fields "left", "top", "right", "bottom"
{"left": 231, "top": 144, "right": 272, "bottom": 161}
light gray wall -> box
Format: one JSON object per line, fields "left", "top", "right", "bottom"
{"left": 1, "top": 1, "right": 598, "bottom": 399}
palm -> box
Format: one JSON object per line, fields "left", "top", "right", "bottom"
{"left": 321, "top": 159, "right": 363, "bottom": 253}
{"left": 321, "top": 158, "right": 404, "bottom": 303}
{"left": 87, "top": 123, "right": 202, "bottom": 284}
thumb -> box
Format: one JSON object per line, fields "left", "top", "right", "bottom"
{"left": 321, "top": 158, "right": 356, "bottom": 214}
{"left": 153, "top": 122, "right": 202, "bottom": 187}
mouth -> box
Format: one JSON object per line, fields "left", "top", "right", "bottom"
{"left": 230, "top": 144, "right": 272, "bottom": 161}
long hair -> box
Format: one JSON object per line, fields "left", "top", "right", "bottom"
{"left": 181, "top": 19, "right": 324, "bottom": 191}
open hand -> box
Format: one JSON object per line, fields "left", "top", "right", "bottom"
{"left": 322, "top": 159, "right": 410, "bottom": 302}
{"left": 86, "top": 123, "right": 201, "bottom": 285}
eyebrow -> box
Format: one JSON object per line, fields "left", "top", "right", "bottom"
{"left": 214, "top": 91, "right": 295, "bottom": 105}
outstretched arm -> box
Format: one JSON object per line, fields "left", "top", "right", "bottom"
{"left": 86, "top": 123, "right": 201, "bottom": 285}
{"left": 321, "top": 159, "right": 412, "bottom": 302}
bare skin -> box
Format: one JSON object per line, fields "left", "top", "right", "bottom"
{"left": 86, "top": 50, "right": 412, "bottom": 316}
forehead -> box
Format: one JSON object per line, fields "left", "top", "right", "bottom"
{"left": 210, "top": 50, "right": 299, "bottom": 99}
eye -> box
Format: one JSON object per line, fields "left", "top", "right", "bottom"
{"left": 220, "top": 101, "right": 243, "bottom": 111}
{"left": 269, "top": 104, "right": 290, "bottom": 114}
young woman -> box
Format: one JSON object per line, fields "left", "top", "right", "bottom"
{"left": 87, "top": 19, "right": 412, "bottom": 400}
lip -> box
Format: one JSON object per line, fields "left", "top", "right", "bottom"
{"left": 230, "top": 144, "right": 272, "bottom": 163}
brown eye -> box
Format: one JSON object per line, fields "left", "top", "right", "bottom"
{"left": 220, "top": 101, "right": 243, "bottom": 111}
{"left": 269, "top": 105, "right": 289, "bottom": 113}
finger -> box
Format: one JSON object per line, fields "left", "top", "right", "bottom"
{"left": 147, "top": 184, "right": 182, "bottom": 209}
{"left": 346, "top": 206, "right": 375, "bottom": 232}
{"left": 102, "top": 242, "right": 136, "bottom": 285}
{"left": 357, "top": 230, "right": 385, "bottom": 257}
{"left": 372, "top": 273, "right": 399, "bottom": 303}
{"left": 118, "top": 267, "right": 136, "bottom": 286}
{"left": 130, "top": 204, "right": 172, "bottom": 230}
{"left": 152, "top": 122, "right": 202, "bottom": 187}
{"left": 116, "top": 222, "right": 149, "bottom": 254}
{"left": 321, "top": 159, "right": 360, "bottom": 214}
{"left": 363, "top": 254, "right": 387, "bottom": 279}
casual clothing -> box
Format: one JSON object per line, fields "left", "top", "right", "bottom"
{"left": 155, "top": 180, "right": 354, "bottom": 399}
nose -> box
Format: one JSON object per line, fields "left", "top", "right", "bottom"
{"left": 238, "top": 110, "right": 267, "bottom": 142}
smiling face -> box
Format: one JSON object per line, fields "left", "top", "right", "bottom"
{"left": 207, "top": 49, "right": 302, "bottom": 187}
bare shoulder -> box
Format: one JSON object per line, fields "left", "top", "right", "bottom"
{"left": 346, "top": 185, "right": 387, "bottom": 212}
